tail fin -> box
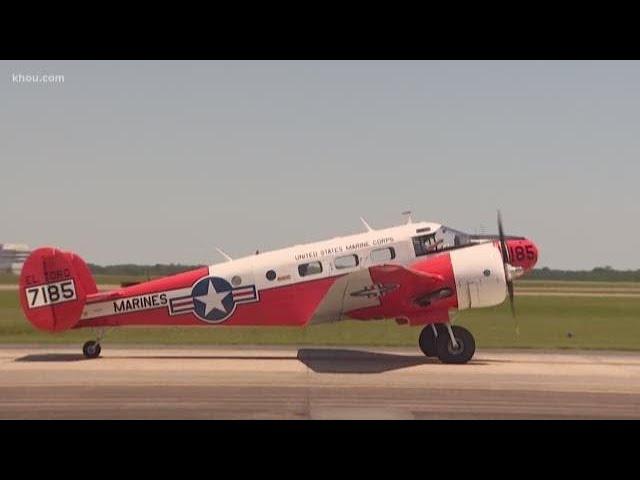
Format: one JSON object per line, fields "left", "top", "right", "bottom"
{"left": 19, "top": 247, "right": 97, "bottom": 332}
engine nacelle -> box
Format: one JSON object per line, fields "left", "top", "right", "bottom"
{"left": 449, "top": 242, "right": 507, "bottom": 310}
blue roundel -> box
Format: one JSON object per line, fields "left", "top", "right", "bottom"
{"left": 191, "top": 276, "right": 235, "bottom": 322}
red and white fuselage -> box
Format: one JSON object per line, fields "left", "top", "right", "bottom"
{"left": 19, "top": 220, "right": 538, "bottom": 333}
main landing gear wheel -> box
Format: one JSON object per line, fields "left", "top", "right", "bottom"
{"left": 436, "top": 325, "right": 476, "bottom": 364}
{"left": 419, "top": 324, "right": 444, "bottom": 357}
{"left": 82, "top": 340, "right": 102, "bottom": 359}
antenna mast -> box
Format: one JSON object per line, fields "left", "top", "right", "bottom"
{"left": 360, "top": 217, "right": 374, "bottom": 232}
{"left": 215, "top": 247, "right": 233, "bottom": 262}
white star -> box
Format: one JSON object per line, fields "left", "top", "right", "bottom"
{"left": 194, "top": 280, "right": 230, "bottom": 317}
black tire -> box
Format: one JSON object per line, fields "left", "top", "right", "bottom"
{"left": 82, "top": 340, "right": 101, "bottom": 359}
{"left": 419, "top": 324, "right": 443, "bottom": 357}
{"left": 435, "top": 325, "right": 475, "bottom": 364}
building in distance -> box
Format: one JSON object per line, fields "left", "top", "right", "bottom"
{"left": 0, "top": 244, "right": 31, "bottom": 274}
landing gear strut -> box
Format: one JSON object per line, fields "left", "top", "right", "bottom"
{"left": 419, "top": 324, "right": 476, "bottom": 364}
{"left": 436, "top": 325, "right": 475, "bottom": 364}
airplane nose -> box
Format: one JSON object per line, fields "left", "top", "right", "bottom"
{"left": 505, "top": 238, "right": 538, "bottom": 272}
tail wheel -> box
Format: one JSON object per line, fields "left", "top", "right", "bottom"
{"left": 436, "top": 325, "right": 476, "bottom": 364}
{"left": 82, "top": 340, "right": 101, "bottom": 359}
{"left": 419, "top": 324, "right": 444, "bottom": 357}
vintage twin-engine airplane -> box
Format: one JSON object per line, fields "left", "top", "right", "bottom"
{"left": 19, "top": 212, "right": 537, "bottom": 364}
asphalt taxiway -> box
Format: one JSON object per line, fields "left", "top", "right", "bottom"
{"left": 1, "top": 345, "right": 639, "bottom": 419}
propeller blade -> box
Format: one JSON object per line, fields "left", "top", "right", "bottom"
{"left": 507, "top": 280, "right": 514, "bottom": 312}
{"left": 507, "top": 279, "right": 518, "bottom": 328}
{"left": 497, "top": 210, "right": 509, "bottom": 264}
{"left": 498, "top": 210, "right": 518, "bottom": 333}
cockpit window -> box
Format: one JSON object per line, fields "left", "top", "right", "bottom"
{"left": 440, "top": 226, "right": 472, "bottom": 248}
{"left": 412, "top": 233, "right": 443, "bottom": 257}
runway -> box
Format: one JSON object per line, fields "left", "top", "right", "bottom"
{"left": 1, "top": 345, "right": 639, "bottom": 419}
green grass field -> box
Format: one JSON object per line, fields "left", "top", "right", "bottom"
{"left": 518, "top": 280, "right": 640, "bottom": 288}
{"left": 1, "top": 289, "right": 639, "bottom": 350}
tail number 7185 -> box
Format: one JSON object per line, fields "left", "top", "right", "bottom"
{"left": 26, "top": 280, "right": 77, "bottom": 309}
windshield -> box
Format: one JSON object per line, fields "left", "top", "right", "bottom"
{"left": 438, "top": 226, "right": 473, "bottom": 248}
{"left": 412, "top": 226, "right": 492, "bottom": 257}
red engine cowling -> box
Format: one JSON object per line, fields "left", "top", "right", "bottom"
{"left": 19, "top": 247, "right": 97, "bottom": 332}
{"left": 504, "top": 238, "right": 538, "bottom": 272}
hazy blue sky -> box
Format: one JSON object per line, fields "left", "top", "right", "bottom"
{"left": 1, "top": 61, "right": 638, "bottom": 269}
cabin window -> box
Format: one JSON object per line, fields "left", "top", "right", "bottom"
{"left": 265, "top": 270, "right": 276, "bottom": 281}
{"left": 298, "top": 261, "right": 323, "bottom": 277}
{"left": 334, "top": 254, "right": 359, "bottom": 269}
{"left": 370, "top": 247, "right": 396, "bottom": 263}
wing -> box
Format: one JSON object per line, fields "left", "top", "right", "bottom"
{"left": 341, "top": 263, "right": 456, "bottom": 325}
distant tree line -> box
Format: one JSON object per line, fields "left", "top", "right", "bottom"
{"left": 87, "top": 263, "right": 204, "bottom": 278}
{"left": 84, "top": 263, "right": 640, "bottom": 282}
{"left": 527, "top": 266, "right": 640, "bottom": 282}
